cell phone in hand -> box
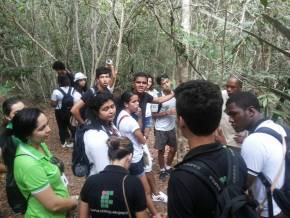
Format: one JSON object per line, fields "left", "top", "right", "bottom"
{"left": 106, "top": 59, "right": 113, "bottom": 65}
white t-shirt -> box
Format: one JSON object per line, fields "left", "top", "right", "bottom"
{"left": 145, "top": 89, "right": 158, "bottom": 117}
{"left": 151, "top": 92, "right": 176, "bottom": 131}
{"left": 116, "top": 110, "right": 144, "bottom": 163}
{"left": 83, "top": 124, "right": 120, "bottom": 176}
{"left": 51, "top": 87, "right": 76, "bottom": 109}
{"left": 73, "top": 90, "right": 82, "bottom": 103}
{"left": 241, "top": 120, "right": 286, "bottom": 217}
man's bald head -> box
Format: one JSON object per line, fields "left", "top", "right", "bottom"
{"left": 226, "top": 76, "right": 242, "bottom": 96}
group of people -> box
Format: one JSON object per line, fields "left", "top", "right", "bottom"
{"left": 0, "top": 60, "right": 288, "bottom": 218}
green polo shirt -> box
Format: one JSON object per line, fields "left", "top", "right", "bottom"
{"left": 14, "top": 141, "right": 69, "bottom": 218}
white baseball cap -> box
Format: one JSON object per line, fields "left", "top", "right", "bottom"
{"left": 74, "top": 72, "right": 87, "bottom": 82}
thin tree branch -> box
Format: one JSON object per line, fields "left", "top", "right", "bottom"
{"left": 13, "top": 18, "right": 56, "bottom": 60}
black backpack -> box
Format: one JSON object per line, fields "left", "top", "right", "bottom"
{"left": 255, "top": 126, "right": 290, "bottom": 217}
{"left": 72, "top": 124, "right": 94, "bottom": 177}
{"left": 58, "top": 87, "right": 74, "bottom": 112}
{"left": 6, "top": 154, "right": 33, "bottom": 214}
{"left": 176, "top": 146, "right": 259, "bottom": 218}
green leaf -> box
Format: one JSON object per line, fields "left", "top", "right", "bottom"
{"left": 260, "top": 0, "right": 268, "bottom": 7}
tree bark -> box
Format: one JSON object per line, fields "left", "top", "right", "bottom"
{"left": 74, "top": 0, "right": 86, "bottom": 75}
{"left": 115, "top": 4, "right": 125, "bottom": 72}
{"left": 178, "top": 0, "right": 191, "bottom": 83}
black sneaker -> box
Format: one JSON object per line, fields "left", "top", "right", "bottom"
{"left": 159, "top": 171, "right": 167, "bottom": 181}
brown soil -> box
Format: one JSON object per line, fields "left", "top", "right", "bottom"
{"left": 0, "top": 106, "right": 186, "bottom": 217}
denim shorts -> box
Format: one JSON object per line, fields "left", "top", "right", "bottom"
{"left": 143, "top": 116, "right": 153, "bottom": 129}
{"left": 129, "top": 158, "right": 145, "bottom": 177}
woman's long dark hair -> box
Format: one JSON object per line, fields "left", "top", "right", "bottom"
{"left": 2, "top": 97, "right": 23, "bottom": 126}
{"left": 1, "top": 108, "right": 42, "bottom": 171}
{"left": 74, "top": 80, "right": 88, "bottom": 93}
{"left": 86, "top": 92, "right": 115, "bottom": 132}
{"left": 115, "top": 91, "right": 136, "bottom": 119}
{"left": 147, "top": 74, "right": 154, "bottom": 91}
{"left": 57, "top": 74, "right": 71, "bottom": 87}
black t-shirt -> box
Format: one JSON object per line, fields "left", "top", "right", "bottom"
{"left": 167, "top": 143, "right": 247, "bottom": 218}
{"left": 138, "top": 92, "right": 153, "bottom": 125}
{"left": 67, "top": 72, "right": 74, "bottom": 86}
{"left": 81, "top": 87, "right": 111, "bottom": 105}
{"left": 81, "top": 87, "right": 111, "bottom": 119}
{"left": 80, "top": 165, "right": 146, "bottom": 218}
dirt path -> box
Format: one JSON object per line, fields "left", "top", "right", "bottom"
{"left": 0, "top": 107, "right": 171, "bottom": 217}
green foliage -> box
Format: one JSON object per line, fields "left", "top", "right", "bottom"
{"left": 0, "top": 81, "right": 14, "bottom": 96}
{"left": 0, "top": 0, "right": 289, "bottom": 125}
{"left": 260, "top": 0, "right": 268, "bottom": 8}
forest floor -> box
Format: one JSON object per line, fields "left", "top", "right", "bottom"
{"left": 0, "top": 104, "right": 187, "bottom": 217}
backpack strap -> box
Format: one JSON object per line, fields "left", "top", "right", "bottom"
{"left": 57, "top": 87, "right": 66, "bottom": 96}
{"left": 255, "top": 126, "right": 287, "bottom": 218}
{"left": 58, "top": 87, "right": 72, "bottom": 96}
{"left": 226, "top": 148, "right": 239, "bottom": 185}
{"left": 176, "top": 147, "right": 239, "bottom": 193}
{"left": 175, "top": 144, "right": 224, "bottom": 168}
{"left": 117, "top": 115, "right": 130, "bottom": 129}
{"left": 122, "top": 175, "right": 132, "bottom": 218}
{"left": 68, "top": 87, "right": 72, "bottom": 95}
{"left": 177, "top": 159, "right": 222, "bottom": 196}
{"left": 255, "top": 127, "right": 283, "bottom": 144}
{"left": 176, "top": 147, "right": 247, "bottom": 218}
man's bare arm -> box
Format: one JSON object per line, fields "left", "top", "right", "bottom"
{"left": 70, "top": 100, "right": 86, "bottom": 124}
{"left": 152, "top": 92, "right": 174, "bottom": 104}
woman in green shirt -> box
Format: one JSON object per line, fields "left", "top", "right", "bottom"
{"left": 2, "top": 108, "right": 78, "bottom": 217}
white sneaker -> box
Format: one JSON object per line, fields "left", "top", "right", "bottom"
{"left": 65, "top": 142, "right": 73, "bottom": 148}
{"left": 152, "top": 191, "right": 168, "bottom": 203}
{"left": 61, "top": 141, "right": 73, "bottom": 148}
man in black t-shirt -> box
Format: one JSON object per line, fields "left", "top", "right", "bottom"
{"left": 132, "top": 72, "right": 175, "bottom": 130}
{"left": 80, "top": 165, "right": 146, "bottom": 218}
{"left": 168, "top": 80, "right": 247, "bottom": 218}
{"left": 52, "top": 61, "right": 74, "bottom": 86}
{"left": 130, "top": 72, "right": 175, "bottom": 203}
{"left": 71, "top": 66, "right": 115, "bottom": 124}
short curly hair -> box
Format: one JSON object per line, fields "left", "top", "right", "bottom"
{"left": 52, "top": 61, "right": 66, "bottom": 70}
{"left": 175, "top": 80, "right": 223, "bottom": 136}
{"left": 226, "top": 91, "right": 260, "bottom": 112}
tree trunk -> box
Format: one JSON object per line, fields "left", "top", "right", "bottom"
{"left": 90, "top": 8, "right": 98, "bottom": 86}
{"left": 115, "top": 4, "right": 125, "bottom": 72}
{"left": 178, "top": 0, "right": 191, "bottom": 83}
{"left": 74, "top": 0, "right": 86, "bottom": 75}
